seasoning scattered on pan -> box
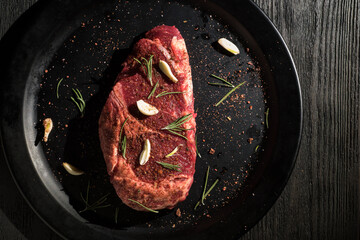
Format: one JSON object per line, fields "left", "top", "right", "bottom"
{"left": 37, "top": 0, "right": 267, "bottom": 228}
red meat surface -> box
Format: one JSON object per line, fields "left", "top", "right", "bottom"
{"left": 99, "top": 25, "right": 196, "bottom": 211}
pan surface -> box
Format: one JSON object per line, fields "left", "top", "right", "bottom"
{"left": 0, "top": 0, "right": 302, "bottom": 239}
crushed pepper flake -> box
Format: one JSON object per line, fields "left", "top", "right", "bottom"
{"left": 209, "top": 148, "right": 215, "bottom": 155}
{"left": 176, "top": 208, "right": 181, "bottom": 217}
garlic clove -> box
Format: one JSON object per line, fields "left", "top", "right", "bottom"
{"left": 159, "top": 60, "right": 178, "bottom": 83}
{"left": 42, "top": 118, "right": 53, "bottom": 142}
{"left": 139, "top": 139, "right": 151, "bottom": 165}
{"left": 136, "top": 100, "right": 159, "bottom": 116}
{"left": 62, "top": 162, "right": 85, "bottom": 176}
{"left": 218, "top": 38, "right": 240, "bottom": 55}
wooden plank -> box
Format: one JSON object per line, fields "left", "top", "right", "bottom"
{"left": 244, "top": 0, "right": 360, "bottom": 239}
{"left": 0, "top": 0, "right": 37, "bottom": 38}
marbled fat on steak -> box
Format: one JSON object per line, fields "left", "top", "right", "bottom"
{"left": 99, "top": 25, "right": 196, "bottom": 211}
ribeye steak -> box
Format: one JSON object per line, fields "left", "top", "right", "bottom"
{"left": 99, "top": 25, "right": 196, "bottom": 211}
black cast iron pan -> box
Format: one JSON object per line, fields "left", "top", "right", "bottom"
{"left": 0, "top": 0, "right": 302, "bottom": 239}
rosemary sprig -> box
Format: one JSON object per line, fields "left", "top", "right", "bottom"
{"left": 215, "top": 81, "right": 246, "bottom": 107}
{"left": 161, "top": 113, "right": 193, "bottom": 140}
{"left": 128, "top": 199, "right": 159, "bottom": 213}
{"left": 195, "top": 135, "right": 201, "bottom": 158}
{"left": 134, "top": 55, "right": 154, "bottom": 86}
{"left": 71, "top": 88, "right": 86, "bottom": 117}
{"left": 265, "top": 108, "right": 269, "bottom": 128}
{"left": 79, "top": 181, "right": 111, "bottom": 213}
{"left": 194, "top": 166, "right": 219, "bottom": 210}
{"left": 156, "top": 161, "right": 182, "bottom": 172}
{"left": 210, "top": 74, "right": 234, "bottom": 87}
{"left": 148, "top": 80, "right": 159, "bottom": 99}
{"left": 119, "top": 117, "right": 129, "bottom": 159}
{"left": 162, "top": 114, "right": 192, "bottom": 130}
{"left": 155, "top": 91, "right": 185, "bottom": 98}
{"left": 208, "top": 82, "right": 234, "bottom": 88}
{"left": 56, "top": 78, "right": 63, "bottom": 99}
{"left": 114, "top": 207, "right": 119, "bottom": 224}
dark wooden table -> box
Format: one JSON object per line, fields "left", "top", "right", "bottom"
{"left": 1, "top": 0, "right": 359, "bottom": 239}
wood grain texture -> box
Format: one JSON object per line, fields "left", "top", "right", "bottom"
{"left": 246, "top": 0, "right": 360, "bottom": 240}
{"left": 0, "top": 0, "right": 359, "bottom": 239}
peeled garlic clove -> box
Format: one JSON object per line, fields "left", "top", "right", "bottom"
{"left": 136, "top": 100, "right": 159, "bottom": 116}
{"left": 62, "top": 162, "right": 85, "bottom": 176}
{"left": 218, "top": 38, "right": 240, "bottom": 55}
{"left": 159, "top": 60, "right": 178, "bottom": 83}
{"left": 139, "top": 139, "right": 151, "bottom": 165}
{"left": 42, "top": 118, "right": 53, "bottom": 142}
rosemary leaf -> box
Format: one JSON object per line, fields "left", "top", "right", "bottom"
{"left": 134, "top": 58, "right": 146, "bottom": 74}
{"left": 195, "top": 135, "right": 201, "bottom": 158}
{"left": 215, "top": 81, "right": 246, "bottom": 107}
{"left": 210, "top": 74, "right": 234, "bottom": 87}
{"left": 85, "top": 180, "right": 90, "bottom": 203}
{"left": 119, "top": 117, "right": 129, "bottom": 158}
{"left": 56, "top": 78, "right": 63, "bottom": 99}
{"left": 202, "top": 166, "right": 210, "bottom": 204}
{"left": 119, "top": 118, "right": 129, "bottom": 141}
{"left": 122, "top": 136, "right": 127, "bottom": 159}
{"left": 115, "top": 207, "right": 119, "bottom": 224}
{"left": 168, "top": 129, "right": 188, "bottom": 140}
{"left": 265, "top": 108, "right": 269, "bottom": 128}
{"left": 208, "top": 82, "right": 234, "bottom": 88}
{"left": 133, "top": 58, "right": 142, "bottom": 64}
{"left": 155, "top": 91, "right": 185, "bottom": 98}
{"left": 194, "top": 167, "right": 220, "bottom": 210}
{"left": 70, "top": 97, "right": 82, "bottom": 113}
{"left": 148, "top": 81, "right": 159, "bottom": 99}
{"left": 142, "top": 55, "right": 154, "bottom": 86}
{"left": 156, "top": 161, "right": 182, "bottom": 172}
{"left": 194, "top": 199, "right": 201, "bottom": 210}
{"left": 128, "top": 199, "right": 159, "bottom": 213}
{"left": 204, "top": 179, "right": 219, "bottom": 200}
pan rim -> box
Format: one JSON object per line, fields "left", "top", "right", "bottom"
{"left": 0, "top": 0, "right": 302, "bottom": 239}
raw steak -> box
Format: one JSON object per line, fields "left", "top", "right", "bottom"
{"left": 99, "top": 25, "right": 196, "bottom": 211}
